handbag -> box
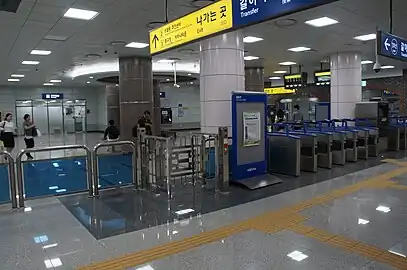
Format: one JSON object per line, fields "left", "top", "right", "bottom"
{"left": 32, "top": 127, "right": 38, "bottom": 137}
{"left": 0, "top": 122, "right": 5, "bottom": 141}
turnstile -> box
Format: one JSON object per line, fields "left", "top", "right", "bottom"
{"left": 267, "top": 134, "right": 301, "bottom": 177}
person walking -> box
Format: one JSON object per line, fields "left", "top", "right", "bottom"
{"left": 0, "top": 113, "right": 16, "bottom": 154}
{"left": 23, "top": 114, "right": 36, "bottom": 160}
{"left": 103, "top": 120, "right": 120, "bottom": 152}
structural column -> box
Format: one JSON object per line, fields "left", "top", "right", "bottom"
{"left": 106, "top": 84, "right": 120, "bottom": 129}
{"left": 401, "top": 69, "right": 407, "bottom": 114}
{"left": 200, "top": 30, "right": 245, "bottom": 134}
{"left": 330, "top": 52, "right": 362, "bottom": 119}
{"left": 152, "top": 79, "right": 161, "bottom": 136}
{"left": 245, "top": 67, "right": 264, "bottom": 92}
{"left": 119, "top": 56, "right": 154, "bottom": 139}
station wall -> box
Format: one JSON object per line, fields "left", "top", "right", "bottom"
{"left": 0, "top": 86, "right": 106, "bottom": 132}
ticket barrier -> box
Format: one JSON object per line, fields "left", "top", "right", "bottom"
{"left": 330, "top": 120, "right": 362, "bottom": 162}
{"left": 267, "top": 132, "right": 301, "bottom": 177}
{"left": 305, "top": 121, "right": 346, "bottom": 166}
{"left": 387, "top": 117, "right": 407, "bottom": 151}
{"left": 350, "top": 119, "right": 380, "bottom": 157}
{"left": 290, "top": 126, "right": 332, "bottom": 170}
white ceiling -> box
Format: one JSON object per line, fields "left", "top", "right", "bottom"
{"left": 1, "top": 0, "right": 407, "bottom": 87}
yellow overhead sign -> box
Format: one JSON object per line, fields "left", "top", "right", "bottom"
{"left": 284, "top": 74, "right": 302, "bottom": 80}
{"left": 149, "top": 0, "right": 233, "bottom": 55}
{"left": 315, "top": 71, "right": 331, "bottom": 77}
{"left": 264, "top": 87, "right": 296, "bottom": 95}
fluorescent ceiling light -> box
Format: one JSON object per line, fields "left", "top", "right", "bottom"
{"left": 64, "top": 8, "right": 99, "bottom": 20}
{"left": 43, "top": 243, "right": 58, "bottom": 249}
{"left": 43, "top": 83, "right": 54, "bottom": 86}
{"left": 8, "top": 78, "right": 20, "bottom": 82}
{"left": 244, "top": 56, "right": 259, "bottom": 61}
{"left": 22, "top": 61, "right": 39, "bottom": 65}
{"left": 279, "top": 61, "right": 296, "bottom": 66}
{"left": 376, "top": 205, "right": 391, "bottom": 213}
{"left": 361, "top": 60, "right": 373, "bottom": 65}
{"left": 11, "top": 74, "right": 25, "bottom": 78}
{"left": 89, "top": 76, "right": 94, "bottom": 79}
{"left": 269, "top": 76, "right": 281, "bottom": 80}
{"left": 34, "top": 235, "right": 49, "bottom": 244}
{"left": 288, "top": 47, "right": 311, "bottom": 52}
{"left": 305, "top": 17, "right": 338, "bottom": 27}
{"left": 287, "top": 251, "right": 308, "bottom": 262}
{"left": 166, "top": 78, "right": 170, "bottom": 81}
{"left": 175, "top": 208, "right": 195, "bottom": 215}
{"left": 381, "top": 65, "right": 395, "bottom": 69}
{"left": 50, "top": 80, "right": 62, "bottom": 83}
{"left": 125, "top": 42, "right": 149, "bottom": 48}
{"left": 354, "top": 33, "right": 376, "bottom": 41}
{"left": 86, "top": 81, "right": 91, "bottom": 84}
{"left": 157, "top": 59, "right": 175, "bottom": 63}
{"left": 243, "top": 36, "right": 263, "bottom": 43}
{"left": 274, "top": 70, "right": 287, "bottom": 74}
{"left": 24, "top": 207, "right": 32, "bottom": 212}
{"left": 188, "top": 73, "right": 192, "bottom": 76}
{"left": 358, "top": 218, "right": 370, "bottom": 225}
{"left": 31, "top": 50, "right": 51, "bottom": 55}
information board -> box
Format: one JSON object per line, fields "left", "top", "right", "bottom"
{"left": 243, "top": 112, "right": 261, "bottom": 147}
{"left": 232, "top": 0, "right": 338, "bottom": 28}
{"left": 377, "top": 31, "right": 407, "bottom": 62}
{"left": 314, "top": 71, "right": 331, "bottom": 86}
{"left": 149, "top": 0, "right": 233, "bottom": 54}
{"left": 284, "top": 72, "right": 307, "bottom": 89}
{"left": 42, "top": 93, "right": 63, "bottom": 100}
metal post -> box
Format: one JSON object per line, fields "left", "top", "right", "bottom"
{"left": 91, "top": 149, "right": 98, "bottom": 197}
{"left": 165, "top": 137, "right": 172, "bottom": 200}
{"left": 140, "top": 134, "right": 149, "bottom": 189}
{"left": 16, "top": 151, "right": 24, "bottom": 208}
{"left": 1, "top": 151, "right": 18, "bottom": 209}
{"left": 217, "top": 127, "right": 229, "bottom": 193}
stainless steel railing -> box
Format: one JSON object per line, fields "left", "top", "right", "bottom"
{"left": 0, "top": 151, "right": 18, "bottom": 209}
{"left": 92, "top": 141, "right": 137, "bottom": 197}
{"left": 16, "top": 145, "right": 92, "bottom": 208}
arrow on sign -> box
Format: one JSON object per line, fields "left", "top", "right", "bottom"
{"left": 152, "top": 35, "right": 159, "bottom": 48}
{"left": 384, "top": 38, "right": 390, "bottom": 51}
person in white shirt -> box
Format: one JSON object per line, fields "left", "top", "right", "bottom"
{"left": 0, "top": 113, "right": 16, "bottom": 153}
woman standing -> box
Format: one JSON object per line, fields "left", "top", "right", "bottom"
{"left": 23, "top": 114, "right": 35, "bottom": 160}
{"left": 0, "top": 113, "right": 16, "bottom": 154}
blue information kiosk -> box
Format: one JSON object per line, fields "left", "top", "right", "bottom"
{"left": 230, "top": 91, "right": 282, "bottom": 189}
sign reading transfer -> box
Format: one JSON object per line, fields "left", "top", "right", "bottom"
{"left": 149, "top": 0, "right": 233, "bottom": 55}
{"left": 232, "top": 0, "right": 338, "bottom": 28}
{"left": 377, "top": 31, "right": 407, "bottom": 62}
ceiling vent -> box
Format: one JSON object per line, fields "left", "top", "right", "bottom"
{"left": 0, "top": 0, "right": 21, "bottom": 13}
{"left": 274, "top": 18, "right": 297, "bottom": 28}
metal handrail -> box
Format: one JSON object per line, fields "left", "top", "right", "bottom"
{"left": 92, "top": 141, "right": 137, "bottom": 197}
{"left": 16, "top": 145, "right": 92, "bottom": 208}
{"left": 0, "top": 151, "right": 18, "bottom": 209}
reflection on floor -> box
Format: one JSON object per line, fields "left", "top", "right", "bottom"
{"left": 1, "top": 154, "right": 407, "bottom": 269}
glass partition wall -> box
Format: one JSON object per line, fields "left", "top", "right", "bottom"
{"left": 15, "top": 99, "right": 87, "bottom": 138}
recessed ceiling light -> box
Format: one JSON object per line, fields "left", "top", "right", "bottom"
{"left": 288, "top": 47, "right": 311, "bottom": 52}
{"left": 30, "top": 50, "right": 51, "bottom": 55}
{"left": 279, "top": 61, "right": 296, "bottom": 66}
{"left": 43, "top": 83, "right": 54, "bottom": 86}
{"left": 274, "top": 70, "right": 287, "bottom": 74}
{"left": 269, "top": 76, "right": 281, "bottom": 80}
{"left": 50, "top": 80, "right": 62, "bottom": 83}
{"left": 361, "top": 60, "right": 373, "bottom": 65}
{"left": 89, "top": 76, "right": 94, "bottom": 79}
{"left": 354, "top": 33, "right": 376, "bottom": 41}
{"left": 243, "top": 36, "right": 263, "bottom": 43}
{"left": 157, "top": 59, "right": 175, "bottom": 63}
{"left": 11, "top": 74, "right": 25, "bottom": 78}
{"left": 244, "top": 56, "right": 259, "bottom": 61}
{"left": 376, "top": 205, "right": 391, "bottom": 213}
{"left": 44, "top": 258, "right": 62, "bottom": 268}
{"left": 24, "top": 207, "right": 32, "bottom": 212}
{"left": 22, "top": 61, "right": 39, "bottom": 65}
{"left": 64, "top": 8, "right": 99, "bottom": 20}
{"left": 175, "top": 208, "right": 195, "bottom": 215}
{"left": 188, "top": 73, "right": 192, "bottom": 76}
{"left": 125, "top": 42, "right": 149, "bottom": 48}
{"left": 86, "top": 81, "right": 91, "bottom": 84}
{"left": 381, "top": 65, "right": 395, "bottom": 69}
{"left": 305, "top": 17, "right": 339, "bottom": 27}
{"left": 166, "top": 78, "right": 170, "bottom": 81}
{"left": 358, "top": 218, "right": 370, "bottom": 225}
{"left": 8, "top": 78, "right": 20, "bottom": 82}
{"left": 134, "top": 265, "right": 155, "bottom": 270}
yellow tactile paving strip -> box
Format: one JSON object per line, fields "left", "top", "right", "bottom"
{"left": 78, "top": 160, "right": 407, "bottom": 270}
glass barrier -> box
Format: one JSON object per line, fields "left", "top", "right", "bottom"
{"left": 23, "top": 157, "right": 88, "bottom": 198}
{"left": 0, "top": 164, "right": 10, "bottom": 203}
{"left": 97, "top": 153, "right": 133, "bottom": 189}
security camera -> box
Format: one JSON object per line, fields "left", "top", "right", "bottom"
{"left": 173, "top": 83, "right": 180, "bottom": 88}
{"left": 373, "top": 61, "right": 381, "bottom": 73}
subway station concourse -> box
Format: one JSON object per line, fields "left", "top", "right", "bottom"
{"left": 3, "top": 0, "right": 407, "bottom": 269}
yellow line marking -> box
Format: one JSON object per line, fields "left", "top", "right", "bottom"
{"left": 78, "top": 163, "right": 407, "bottom": 270}
{"left": 289, "top": 224, "right": 407, "bottom": 269}
{"left": 382, "top": 159, "right": 407, "bottom": 166}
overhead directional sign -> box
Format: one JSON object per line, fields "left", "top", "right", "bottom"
{"left": 232, "top": 0, "right": 338, "bottom": 28}
{"left": 377, "top": 31, "right": 407, "bottom": 62}
{"left": 264, "top": 87, "right": 295, "bottom": 95}
{"left": 149, "top": 0, "right": 233, "bottom": 55}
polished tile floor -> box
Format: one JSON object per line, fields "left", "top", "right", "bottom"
{"left": 2, "top": 157, "right": 407, "bottom": 269}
